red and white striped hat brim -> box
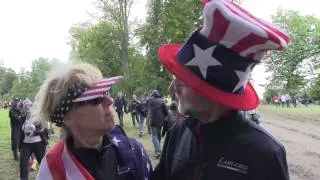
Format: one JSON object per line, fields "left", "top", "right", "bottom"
{"left": 73, "top": 76, "right": 123, "bottom": 102}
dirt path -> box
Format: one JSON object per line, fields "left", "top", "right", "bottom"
{"left": 260, "top": 113, "right": 320, "bottom": 180}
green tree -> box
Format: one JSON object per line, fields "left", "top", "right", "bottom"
{"left": 265, "top": 9, "right": 320, "bottom": 93}
{"left": 137, "top": 0, "right": 202, "bottom": 95}
{"left": 29, "top": 58, "right": 51, "bottom": 91}
{"left": 100, "top": 0, "right": 134, "bottom": 90}
{"left": 310, "top": 75, "right": 320, "bottom": 101}
{"left": 10, "top": 69, "right": 32, "bottom": 99}
{"left": 69, "top": 21, "right": 122, "bottom": 77}
{"left": 0, "top": 68, "right": 17, "bottom": 95}
{"left": 10, "top": 58, "right": 51, "bottom": 99}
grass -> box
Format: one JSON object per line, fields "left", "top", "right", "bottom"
{"left": 259, "top": 104, "right": 320, "bottom": 121}
{"left": 1, "top": 105, "right": 320, "bottom": 179}
{"left": 0, "top": 109, "right": 157, "bottom": 180}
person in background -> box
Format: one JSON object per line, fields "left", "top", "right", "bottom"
{"left": 153, "top": 0, "right": 289, "bottom": 179}
{"left": 292, "top": 96, "right": 297, "bottom": 108}
{"left": 280, "top": 95, "right": 286, "bottom": 108}
{"left": 19, "top": 100, "right": 48, "bottom": 180}
{"left": 47, "top": 122, "right": 55, "bottom": 137}
{"left": 9, "top": 97, "right": 23, "bottom": 161}
{"left": 161, "top": 102, "right": 180, "bottom": 138}
{"left": 35, "top": 63, "right": 151, "bottom": 180}
{"left": 137, "top": 93, "right": 150, "bottom": 137}
{"left": 273, "top": 95, "right": 280, "bottom": 107}
{"left": 285, "top": 95, "right": 291, "bottom": 108}
{"left": 128, "top": 94, "right": 140, "bottom": 128}
{"left": 114, "top": 91, "right": 127, "bottom": 127}
{"left": 147, "top": 89, "right": 168, "bottom": 159}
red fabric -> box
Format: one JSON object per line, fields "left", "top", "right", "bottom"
{"left": 158, "top": 44, "right": 260, "bottom": 110}
{"left": 46, "top": 141, "right": 67, "bottom": 180}
{"left": 209, "top": 10, "right": 230, "bottom": 43}
{"left": 229, "top": 2, "right": 289, "bottom": 45}
{"left": 231, "top": 33, "right": 269, "bottom": 54}
{"left": 46, "top": 141, "right": 94, "bottom": 180}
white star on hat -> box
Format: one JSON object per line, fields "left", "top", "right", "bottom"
{"left": 112, "top": 137, "right": 121, "bottom": 147}
{"left": 233, "top": 64, "right": 254, "bottom": 92}
{"left": 146, "top": 162, "right": 150, "bottom": 172}
{"left": 185, "top": 44, "right": 222, "bottom": 79}
{"left": 141, "top": 147, "right": 145, "bottom": 157}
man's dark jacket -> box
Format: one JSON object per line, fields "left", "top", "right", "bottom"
{"left": 147, "top": 97, "right": 168, "bottom": 127}
{"left": 152, "top": 111, "right": 289, "bottom": 180}
{"left": 114, "top": 97, "right": 127, "bottom": 113}
{"left": 9, "top": 106, "right": 22, "bottom": 128}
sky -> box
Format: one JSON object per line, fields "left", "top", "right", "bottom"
{"left": 1, "top": 0, "right": 319, "bottom": 97}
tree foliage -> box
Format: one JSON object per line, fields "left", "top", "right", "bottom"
{"left": 137, "top": 0, "right": 202, "bottom": 94}
{"left": 0, "top": 58, "right": 64, "bottom": 101}
{"left": 264, "top": 9, "right": 320, "bottom": 98}
{"left": 100, "top": 0, "right": 133, "bottom": 90}
{"left": 0, "top": 68, "right": 17, "bottom": 95}
{"left": 69, "top": 21, "right": 122, "bottom": 76}
{"left": 310, "top": 75, "right": 320, "bottom": 101}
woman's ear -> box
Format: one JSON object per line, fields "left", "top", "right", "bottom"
{"left": 63, "top": 110, "right": 76, "bottom": 128}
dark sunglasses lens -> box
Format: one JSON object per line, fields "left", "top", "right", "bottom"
{"left": 90, "top": 97, "right": 104, "bottom": 105}
{"left": 76, "top": 97, "right": 104, "bottom": 106}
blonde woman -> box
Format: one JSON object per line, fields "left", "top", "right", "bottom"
{"left": 35, "top": 63, "right": 151, "bottom": 180}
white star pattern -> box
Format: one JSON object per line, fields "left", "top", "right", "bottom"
{"left": 141, "top": 147, "right": 145, "bottom": 157}
{"left": 112, "top": 137, "right": 121, "bottom": 147}
{"left": 185, "top": 44, "right": 222, "bottom": 79}
{"left": 146, "top": 162, "right": 150, "bottom": 172}
{"left": 233, "top": 63, "right": 253, "bottom": 92}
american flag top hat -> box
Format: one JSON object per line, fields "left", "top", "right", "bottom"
{"left": 158, "top": 0, "right": 289, "bottom": 110}
{"left": 52, "top": 76, "right": 123, "bottom": 126}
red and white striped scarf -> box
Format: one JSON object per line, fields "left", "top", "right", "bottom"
{"left": 36, "top": 141, "right": 94, "bottom": 180}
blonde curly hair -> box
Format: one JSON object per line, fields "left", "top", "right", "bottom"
{"left": 31, "top": 63, "right": 103, "bottom": 126}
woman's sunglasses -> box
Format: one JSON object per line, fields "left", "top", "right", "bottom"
{"left": 74, "top": 93, "right": 111, "bottom": 106}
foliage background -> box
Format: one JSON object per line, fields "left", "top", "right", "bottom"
{"left": 0, "top": 0, "right": 319, "bottom": 102}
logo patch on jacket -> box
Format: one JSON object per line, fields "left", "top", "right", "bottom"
{"left": 216, "top": 157, "right": 248, "bottom": 174}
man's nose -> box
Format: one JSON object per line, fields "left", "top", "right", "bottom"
{"left": 103, "top": 96, "right": 114, "bottom": 107}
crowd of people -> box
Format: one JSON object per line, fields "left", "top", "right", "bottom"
{"left": 7, "top": 97, "right": 49, "bottom": 180}
{"left": 272, "top": 94, "right": 313, "bottom": 108}
{"left": 2, "top": 0, "right": 292, "bottom": 179}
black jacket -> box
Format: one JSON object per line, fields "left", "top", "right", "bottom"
{"left": 68, "top": 135, "right": 127, "bottom": 180}
{"left": 152, "top": 112, "right": 289, "bottom": 180}
{"left": 9, "top": 106, "right": 22, "bottom": 128}
{"left": 147, "top": 97, "right": 168, "bottom": 127}
{"left": 128, "top": 99, "right": 140, "bottom": 114}
{"left": 137, "top": 97, "right": 149, "bottom": 118}
{"left": 114, "top": 97, "right": 127, "bottom": 113}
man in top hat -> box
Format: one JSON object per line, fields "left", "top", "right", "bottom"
{"left": 153, "top": 0, "right": 289, "bottom": 179}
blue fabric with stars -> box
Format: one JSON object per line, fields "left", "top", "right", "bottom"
{"left": 177, "top": 30, "right": 258, "bottom": 94}
{"left": 110, "top": 125, "right": 152, "bottom": 180}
